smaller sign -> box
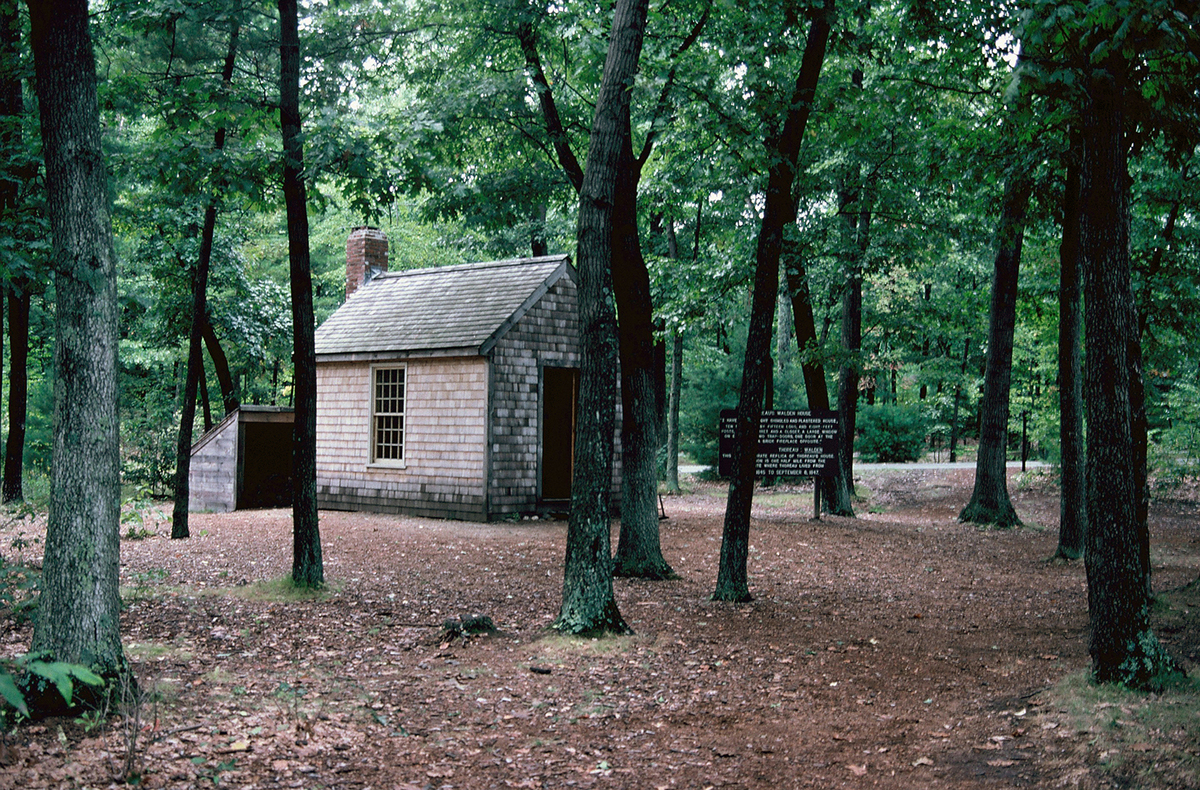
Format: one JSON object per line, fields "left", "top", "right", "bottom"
{"left": 718, "top": 409, "right": 839, "bottom": 478}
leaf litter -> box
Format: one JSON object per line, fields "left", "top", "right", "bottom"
{"left": 1, "top": 467, "right": 1197, "bottom": 789}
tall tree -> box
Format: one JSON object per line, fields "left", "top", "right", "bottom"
{"left": 784, "top": 242, "right": 853, "bottom": 513}
{"left": 1077, "top": 50, "right": 1176, "bottom": 689}
{"left": 714, "top": 0, "right": 833, "bottom": 602}
{"left": 515, "top": 4, "right": 708, "bottom": 579}
{"left": 27, "top": 0, "right": 126, "bottom": 690}
{"left": 279, "top": 0, "right": 322, "bottom": 588}
{"left": 610, "top": 112, "right": 675, "bottom": 580}
{"left": 0, "top": 0, "right": 26, "bottom": 504}
{"left": 172, "top": 19, "right": 241, "bottom": 539}
{"left": 832, "top": 139, "right": 871, "bottom": 519}
{"left": 553, "top": 0, "right": 650, "bottom": 635}
{"left": 957, "top": 164, "right": 1030, "bottom": 528}
{"left": 1054, "top": 133, "right": 1085, "bottom": 560}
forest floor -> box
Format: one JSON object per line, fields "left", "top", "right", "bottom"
{"left": 1, "top": 466, "right": 1199, "bottom": 790}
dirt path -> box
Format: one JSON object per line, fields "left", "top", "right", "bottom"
{"left": 1, "top": 468, "right": 1197, "bottom": 789}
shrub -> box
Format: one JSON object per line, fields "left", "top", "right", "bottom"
{"left": 856, "top": 403, "right": 929, "bottom": 463}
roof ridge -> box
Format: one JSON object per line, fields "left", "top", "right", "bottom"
{"left": 373, "top": 255, "right": 568, "bottom": 281}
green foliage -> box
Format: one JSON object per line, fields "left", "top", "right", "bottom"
{"left": 0, "top": 653, "right": 106, "bottom": 724}
{"left": 1150, "top": 377, "right": 1200, "bottom": 488}
{"left": 1104, "top": 630, "right": 1188, "bottom": 693}
{"left": 856, "top": 403, "right": 930, "bottom": 463}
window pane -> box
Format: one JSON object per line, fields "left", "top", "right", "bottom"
{"left": 373, "top": 368, "right": 405, "bottom": 462}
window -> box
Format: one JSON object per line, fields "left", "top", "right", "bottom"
{"left": 372, "top": 366, "right": 405, "bottom": 464}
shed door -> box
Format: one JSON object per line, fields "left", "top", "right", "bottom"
{"left": 541, "top": 367, "right": 579, "bottom": 500}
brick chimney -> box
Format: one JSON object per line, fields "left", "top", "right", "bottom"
{"left": 346, "top": 227, "right": 388, "bottom": 298}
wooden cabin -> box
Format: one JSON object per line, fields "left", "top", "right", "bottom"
{"left": 312, "top": 228, "right": 615, "bottom": 521}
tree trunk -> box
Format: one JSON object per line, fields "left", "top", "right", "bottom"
{"left": 715, "top": 0, "right": 832, "bottom": 602}
{"left": 949, "top": 338, "right": 970, "bottom": 463}
{"left": 530, "top": 202, "right": 549, "bottom": 257}
{"left": 1080, "top": 60, "right": 1177, "bottom": 689}
{"left": 0, "top": 1, "right": 25, "bottom": 504}
{"left": 280, "top": 0, "right": 323, "bottom": 588}
{"left": 784, "top": 247, "right": 853, "bottom": 514}
{"left": 200, "top": 369, "right": 213, "bottom": 432}
{"left": 553, "top": 0, "right": 648, "bottom": 636}
{"left": 833, "top": 169, "right": 871, "bottom": 519}
{"left": 958, "top": 173, "right": 1031, "bottom": 528}
{"left": 171, "top": 22, "right": 239, "bottom": 540}
{"left": 27, "top": 0, "right": 125, "bottom": 695}
{"left": 612, "top": 133, "right": 674, "bottom": 580}
{"left": 666, "top": 330, "right": 683, "bottom": 494}
{"left": 201, "top": 314, "right": 239, "bottom": 415}
{"left": 3, "top": 286, "right": 29, "bottom": 503}
{"left": 664, "top": 221, "right": 683, "bottom": 495}
{"left": 1055, "top": 135, "right": 1085, "bottom": 561}
{"left": 520, "top": 11, "right": 671, "bottom": 580}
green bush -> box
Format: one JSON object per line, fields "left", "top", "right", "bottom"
{"left": 856, "top": 403, "right": 929, "bottom": 463}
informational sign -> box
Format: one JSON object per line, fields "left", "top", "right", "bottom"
{"left": 718, "top": 409, "right": 839, "bottom": 478}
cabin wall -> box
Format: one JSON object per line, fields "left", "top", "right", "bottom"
{"left": 316, "top": 356, "right": 489, "bottom": 520}
{"left": 188, "top": 413, "right": 239, "bottom": 512}
{"left": 487, "top": 277, "right": 580, "bottom": 515}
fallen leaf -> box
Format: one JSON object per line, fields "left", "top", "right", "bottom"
{"left": 986, "top": 759, "right": 1016, "bottom": 767}
{"left": 1132, "top": 743, "right": 1153, "bottom": 752}
{"left": 912, "top": 757, "right": 934, "bottom": 767}
{"left": 848, "top": 764, "right": 867, "bottom": 776}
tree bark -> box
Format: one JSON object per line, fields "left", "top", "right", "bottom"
{"left": 784, "top": 246, "right": 853, "bottom": 514}
{"left": 958, "top": 173, "right": 1031, "bottom": 528}
{"left": 714, "top": 0, "right": 832, "bottom": 602}
{"left": 612, "top": 137, "right": 674, "bottom": 579}
{"left": 949, "top": 338, "right": 970, "bottom": 462}
{"left": 27, "top": 0, "right": 125, "bottom": 693}
{"left": 553, "top": 0, "right": 649, "bottom": 635}
{"left": 280, "top": 0, "right": 323, "bottom": 588}
{"left": 666, "top": 330, "right": 683, "bottom": 494}
{"left": 519, "top": 12, "right": 673, "bottom": 580}
{"left": 172, "top": 22, "right": 240, "bottom": 540}
{"left": 1080, "top": 59, "right": 1177, "bottom": 689}
{"left": 834, "top": 175, "right": 870, "bottom": 519}
{"left": 663, "top": 220, "right": 683, "bottom": 494}
{"left": 3, "top": 286, "right": 29, "bottom": 503}
{"left": 1055, "top": 135, "right": 1085, "bottom": 560}
{"left": 201, "top": 314, "right": 239, "bottom": 415}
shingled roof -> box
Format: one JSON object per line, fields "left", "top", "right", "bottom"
{"left": 314, "top": 255, "right": 574, "bottom": 358}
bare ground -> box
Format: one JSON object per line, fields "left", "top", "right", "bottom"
{"left": 2, "top": 467, "right": 1198, "bottom": 789}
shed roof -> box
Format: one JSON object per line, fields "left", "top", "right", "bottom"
{"left": 314, "top": 255, "right": 574, "bottom": 358}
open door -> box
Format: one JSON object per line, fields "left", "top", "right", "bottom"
{"left": 541, "top": 366, "right": 579, "bottom": 501}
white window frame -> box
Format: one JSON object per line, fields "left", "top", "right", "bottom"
{"left": 369, "top": 364, "right": 406, "bottom": 467}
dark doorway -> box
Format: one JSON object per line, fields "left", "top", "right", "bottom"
{"left": 237, "top": 412, "right": 294, "bottom": 509}
{"left": 541, "top": 366, "right": 579, "bottom": 501}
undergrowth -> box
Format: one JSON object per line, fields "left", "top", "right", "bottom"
{"left": 1043, "top": 670, "right": 1200, "bottom": 788}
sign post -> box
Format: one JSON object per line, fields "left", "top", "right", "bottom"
{"left": 718, "top": 409, "right": 839, "bottom": 520}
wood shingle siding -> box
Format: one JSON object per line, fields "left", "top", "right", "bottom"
{"left": 316, "top": 357, "right": 489, "bottom": 520}
{"left": 188, "top": 411, "right": 239, "bottom": 512}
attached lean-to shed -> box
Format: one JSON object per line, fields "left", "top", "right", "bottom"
{"left": 313, "top": 227, "right": 617, "bottom": 522}
{"left": 187, "top": 405, "right": 295, "bottom": 512}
